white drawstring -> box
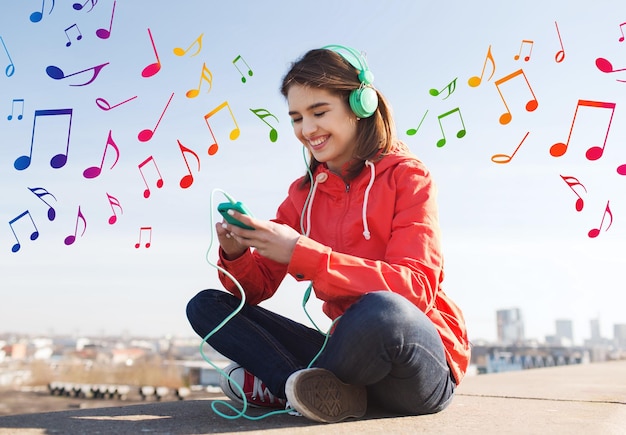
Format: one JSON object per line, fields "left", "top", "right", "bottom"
{"left": 303, "top": 173, "right": 324, "bottom": 237}
{"left": 361, "top": 160, "right": 375, "bottom": 240}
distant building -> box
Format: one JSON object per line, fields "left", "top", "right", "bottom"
{"left": 496, "top": 308, "right": 525, "bottom": 345}
{"left": 590, "top": 318, "right": 602, "bottom": 343}
{"left": 614, "top": 324, "right": 626, "bottom": 350}
{"left": 555, "top": 319, "right": 574, "bottom": 346}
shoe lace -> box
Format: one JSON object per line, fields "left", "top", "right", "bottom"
{"left": 251, "top": 375, "right": 279, "bottom": 404}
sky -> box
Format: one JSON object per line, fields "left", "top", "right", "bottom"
{"left": 1, "top": 0, "right": 625, "bottom": 345}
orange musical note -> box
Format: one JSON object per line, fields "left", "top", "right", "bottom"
{"left": 232, "top": 55, "right": 253, "bottom": 83}
{"left": 135, "top": 226, "right": 152, "bottom": 248}
{"left": 138, "top": 156, "right": 164, "bottom": 198}
{"left": 429, "top": 78, "right": 457, "bottom": 99}
{"left": 436, "top": 108, "right": 466, "bottom": 148}
{"left": 64, "top": 206, "right": 87, "bottom": 246}
{"left": 96, "top": 95, "right": 137, "bottom": 111}
{"left": 406, "top": 110, "right": 429, "bottom": 136}
{"left": 468, "top": 45, "right": 495, "bottom": 87}
{"left": 549, "top": 100, "right": 616, "bottom": 160}
{"left": 95, "top": 0, "right": 115, "bottom": 39}
{"left": 30, "top": 0, "right": 54, "bottom": 23}
{"left": 106, "top": 193, "right": 122, "bottom": 225}
{"left": 141, "top": 28, "right": 161, "bottom": 78}
{"left": 494, "top": 69, "right": 538, "bottom": 125}
{"left": 173, "top": 33, "right": 203, "bottom": 57}
{"left": 204, "top": 101, "right": 240, "bottom": 155}
{"left": 559, "top": 175, "right": 587, "bottom": 212}
{"left": 64, "top": 24, "right": 82, "bottom": 47}
{"left": 514, "top": 39, "right": 534, "bottom": 61}
{"left": 177, "top": 140, "right": 200, "bottom": 189}
{"left": 491, "top": 131, "right": 530, "bottom": 164}
{"left": 8, "top": 98, "right": 24, "bottom": 120}
{"left": 554, "top": 21, "right": 566, "bottom": 63}
{"left": 250, "top": 108, "right": 279, "bottom": 142}
{"left": 588, "top": 201, "right": 613, "bottom": 238}
{"left": 83, "top": 130, "right": 120, "bottom": 179}
{"left": 186, "top": 63, "right": 213, "bottom": 98}
{"left": 46, "top": 62, "right": 109, "bottom": 86}
{"left": 138, "top": 92, "right": 174, "bottom": 142}
{"left": 1, "top": 36, "right": 15, "bottom": 77}
{"left": 28, "top": 186, "right": 57, "bottom": 221}
{"left": 8, "top": 210, "right": 39, "bottom": 253}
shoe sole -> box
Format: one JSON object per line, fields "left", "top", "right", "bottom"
{"left": 285, "top": 368, "right": 367, "bottom": 423}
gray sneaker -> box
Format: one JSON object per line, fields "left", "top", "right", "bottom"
{"left": 285, "top": 368, "right": 367, "bottom": 423}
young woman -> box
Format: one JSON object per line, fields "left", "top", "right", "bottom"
{"left": 186, "top": 45, "right": 470, "bottom": 423}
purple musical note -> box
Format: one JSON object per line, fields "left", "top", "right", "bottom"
{"left": 46, "top": 62, "right": 109, "bottom": 86}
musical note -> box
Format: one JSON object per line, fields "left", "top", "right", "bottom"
{"left": 46, "top": 62, "right": 109, "bottom": 86}
{"left": 435, "top": 108, "right": 466, "bottom": 148}
{"left": 250, "top": 108, "right": 279, "bottom": 142}
{"left": 618, "top": 164, "right": 626, "bottom": 175}
{"left": 14, "top": 108, "right": 73, "bottom": 171}
{"left": 491, "top": 131, "right": 530, "bottom": 164}
{"left": 28, "top": 186, "right": 57, "bottom": 221}
{"left": 141, "top": 28, "right": 161, "bottom": 78}
{"left": 619, "top": 22, "right": 626, "bottom": 42}
{"left": 106, "top": 193, "right": 122, "bottom": 224}
{"left": 177, "top": 140, "right": 200, "bottom": 189}
{"left": 95, "top": 95, "right": 137, "bottom": 111}
{"left": 8, "top": 211, "right": 39, "bottom": 253}
{"left": 73, "top": 0, "right": 98, "bottom": 12}
{"left": 494, "top": 69, "right": 538, "bottom": 125}
{"left": 554, "top": 21, "right": 566, "bottom": 63}
{"left": 83, "top": 130, "right": 120, "bottom": 179}
{"left": 588, "top": 201, "right": 612, "bottom": 238}
{"left": 595, "top": 57, "right": 626, "bottom": 82}
{"left": 95, "top": 0, "right": 115, "bottom": 39}
{"left": 135, "top": 226, "right": 153, "bottom": 248}
{"left": 1, "top": 36, "right": 15, "bottom": 77}
{"left": 138, "top": 156, "right": 164, "bottom": 198}
{"left": 204, "top": 101, "right": 240, "bottom": 155}
{"left": 30, "top": 0, "right": 55, "bottom": 23}
{"left": 64, "top": 24, "right": 82, "bottom": 47}
{"left": 186, "top": 63, "right": 213, "bottom": 98}
{"left": 549, "top": 100, "right": 616, "bottom": 160}
{"left": 429, "top": 78, "right": 457, "bottom": 99}
{"left": 559, "top": 175, "right": 587, "bottom": 212}
{"left": 514, "top": 39, "right": 534, "bottom": 61}
{"left": 406, "top": 110, "right": 429, "bottom": 136}
{"left": 232, "top": 55, "right": 253, "bottom": 83}
{"left": 64, "top": 206, "right": 87, "bottom": 246}
{"left": 173, "top": 33, "right": 203, "bottom": 57}
{"left": 138, "top": 92, "right": 174, "bottom": 142}
{"left": 468, "top": 45, "right": 495, "bottom": 87}
{"left": 8, "top": 98, "right": 24, "bottom": 120}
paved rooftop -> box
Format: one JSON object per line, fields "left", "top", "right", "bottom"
{"left": 0, "top": 360, "right": 624, "bottom": 434}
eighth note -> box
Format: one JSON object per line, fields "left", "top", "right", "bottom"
{"left": 514, "top": 39, "right": 534, "bottom": 61}
{"left": 173, "top": 33, "right": 203, "bottom": 57}
{"left": 8, "top": 210, "right": 39, "bottom": 253}
{"left": 138, "top": 156, "right": 164, "bottom": 198}
{"left": 135, "top": 226, "right": 152, "bottom": 248}
{"left": 177, "top": 140, "right": 200, "bottom": 189}
{"left": 106, "top": 193, "right": 122, "bottom": 224}
{"left": 494, "top": 68, "right": 538, "bottom": 125}
{"left": 8, "top": 98, "right": 24, "bottom": 120}
{"left": 436, "top": 107, "right": 466, "bottom": 148}
{"left": 204, "top": 101, "right": 240, "bottom": 155}
{"left": 588, "top": 201, "right": 612, "bottom": 239}
{"left": 46, "top": 62, "right": 109, "bottom": 86}
{"left": 64, "top": 206, "right": 87, "bottom": 246}
{"left": 83, "top": 130, "right": 120, "bottom": 179}
{"left": 232, "top": 55, "right": 253, "bottom": 83}
{"left": 64, "top": 24, "right": 83, "bottom": 47}
{"left": 468, "top": 45, "right": 495, "bottom": 87}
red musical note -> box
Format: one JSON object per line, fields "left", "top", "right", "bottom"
{"left": 64, "top": 206, "right": 87, "bottom": 246}
{"left": 141, "top": 28, "right": 161, "bottom": 78}
{"left": 135, "top": 226, "right": 152, "bottom": 248}
{"left": 468, "top": 45, "right": 495, "bottom": 87}
{"left": 554, "top": 21, "right": 566, "bottom": 63}
{"left": 186, "top": 63, "right": 213, "bottom": 98}
{"left": 406, "top": 110, "right": 429, "bottom": 136}
{"left": 95, "top": 0, "right": 115, "bottom": 39}
{"left": 618, "top": 164, "right": 626, "bottom": 175}
{"left": 559, "top": 175, "right": 587, "bottom": 212}
{"left": 8, "top": 210, "right": 39, "bottom": 253}
{"left": 588, "top": 201, "right": 612, "bottom": 238}
{"left": 138, "top": 92, "right": 174, "bottom": 142}
{"left": 250, "top": 108, "right": 279, "bottom": 142}
{"left": 83, "top": 130, "right": 119, "bottom": 179}
{"left": 46, "top": 62, "right": 109, "bottom": 86}
{"left": 177, "top": 140, "right": 200, "bottom": 189}
{"left": 95, "top": 95, "right": 137, "bottom": 111}
{"left": 436, "top": 108, "right": 466, "bottom": 148}
{"left": 429, "top": 77, "right": 457, "bottom": 99}
{"left": 28, "top": 186, "right": 57, "bottom": 221}
{"left": 138, "top": 156, "right": 164, "bottom": 198}
{"left": 1, "top": 36, "right": 15, "bottom": 77}
{"left": 619, "top": 22, "right": 626, "bottom": 42}
{"left": 8, "top": 98, "right": 24, "bottom": 120}
{"left": 204, "top": 101, "right": 240, "bottom": 155}
{"left": 514, "top": 39, "right": 534, "bottom": 61}
{"left": 106, "top": 193, "right": 122, "bottom": 224}
{"left": 595, "top": 57, "right": 626, "bottom": 82}
{"left": 14, "top": 108, "right": 73, "bottom": 171}
{"left": 491, "top": 131, "right": 530, "bottom": 164}
{"left": 30, "top": 0, "right": 55, "bottom": 23}
{"left": 64, "top": 24, "right": 82, "bottom": 47}
{"left": 173, "top": 33, "right": 203, "bottom": 57}
{"left": 232, "top": 55, "right": 253, "bottom": 83}
{"left": 494, "top": 69, "right": 538, "bottom": 125}
{"left": 549, "top": 100, "right": 616, "bottom": 160}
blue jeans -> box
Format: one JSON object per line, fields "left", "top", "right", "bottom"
{"left": 186, "top": 290, "right": 455, "bottom": 415}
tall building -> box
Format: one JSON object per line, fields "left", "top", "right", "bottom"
{"left": 590, "top": 318, "right": 602, "bottom": 343}
{"left": 614, "top": 324, "right": 626, "bottom": 350}
{"left": 555, "top": 319, "right": 574, "bottom": 345}
{"left": 496, "top": 308, "right": 525, "bottom": 345}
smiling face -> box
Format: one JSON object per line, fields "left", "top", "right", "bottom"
{"left": 287, "top": 84, "right": 359, "bottom": 174}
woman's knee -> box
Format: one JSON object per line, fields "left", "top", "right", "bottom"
{"left": 186, "top": 289, "right": 232, "bottom": 323}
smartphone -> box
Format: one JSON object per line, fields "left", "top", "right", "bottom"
{"left": 217, "top": 201, "right": 255, "bottom": 230}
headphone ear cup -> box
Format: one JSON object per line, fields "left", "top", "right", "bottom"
{"left": 350, "top": 86, "right": 378, "bottom": 118}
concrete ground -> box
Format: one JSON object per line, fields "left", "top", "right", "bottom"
{"left": 0, "top": 360, "right": 624, "bottom": 434}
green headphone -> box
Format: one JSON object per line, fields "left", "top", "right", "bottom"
{"left": 322, "top": 44, "right": 379, "bottom": 118}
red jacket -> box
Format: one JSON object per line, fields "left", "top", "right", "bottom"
{"left": 218, "top": 141, "right": 471, "bottom": 384}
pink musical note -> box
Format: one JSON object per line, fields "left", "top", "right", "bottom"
{"left": 232, "top": 55, "right": 253, "bottom": 83}
{"left": 8, "top": 210, "right": 39, "bottom": 253}
{"left": 173, "top": 33, "right": 203, "bottom": 57}
{"left": 30, "top": 0, "right": 55, "bottom": 23}
{"left": 494, "top": 69, "right": 538, "bottom": 125}
{"left": 138, "top": 156, "right": 164, "bottom": 198}
{"left": 64, "top": 206, "right": 87, "bottom": 246}
{"left": 138, "top": 92, "right": 174, "bottom": 142}
{"left": 619, "top": 22, "right": 626, "bottom": 42}
{"left": 95, "top": 95, "right": 137, "bottom": 111}
{"left": 554, "top": 21, "right": 566, "bottom": 63}
{"left": 595, "top": 57, "right": 626, "bottom": 82}
{"left": 8, "top": 98, "right": 24, "bottom": 120}
{"left": 83, "top": 130, "right": 120, "bottom": 179}
{"left": 95, "top": 0, "right": 115, "bottom": 39}
{"left": 250, "top": 108, "right": 279, "bottom": 142}
{"left": 618, "top": 164, "right": 626, "bottom": 175}
{"left": 429, "top": 77, "right": 457, "bottom": 99}
{"left": 406, "top": 110, "right": 429, "bottom": 136}
{"left": 1, "top": 36, "right": 16, "bottom": 77}
{"left": 46, "top": 62, "right": 109, "bottom": 86}
{"left": 177, "top": 140, "right": 200, "bottom": 189}
{"left": 468, "top": 45, "right": 495, "bottom": 87}
{"left": 106, "top": 193, "right": 122, "bottom": 224}
{"left": 549, "top": 100, "right": 616, "bottom": 160}
{"left": 588, "top": 201, "right": 612, "bottom": 238}
{"left": 28, "top": 186, "right": 57, "bottom": 221}
{"left": 141, "top": 28, "right": 161, "bottom": 78}
{"left": 204, "top": 101, "right": 240, "bottom": 155}
{"left": 186, "top": 63, "right": 213, "bottom": 98}
{"left": 491, "top": 131, "right": 530, "bottom": 164}
{"left": 135, "top": 226, "right": 152, "bottom": 248}
{"left": 14, "top": 108, "right": 73, "bottom": 170}
{"left": 559, "top": 175, "right": 587, "bottom": 212}
{"left": 435, "top": 108, "right": 466, "bottom": 148}
{"left": 64, "top": 24, "right": 82, "bottom": 47}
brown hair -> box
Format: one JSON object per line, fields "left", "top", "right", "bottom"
{"left": 280, "top": 48, "right": 397, "bottom": 183}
